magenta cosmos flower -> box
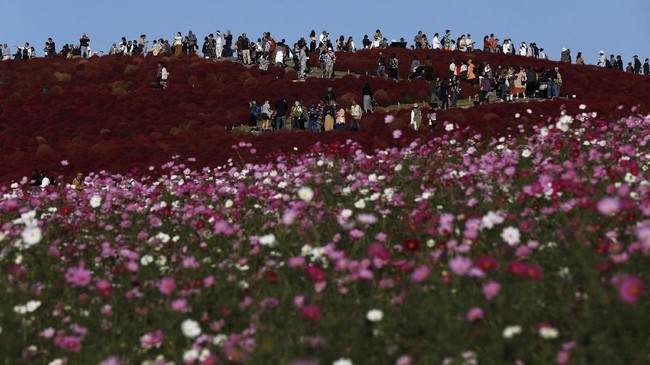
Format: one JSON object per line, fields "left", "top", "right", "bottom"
{"left": 449, "top": 256, "right": 473, "bottom": 276}
{"left": 158, "top": 277, "right": 176, "bottom": 295}
{"left": 618, "top": 276, "right": 644, "bottom": 304}
{"left": 65, "top": 266, "right": 92, "bottom": 287}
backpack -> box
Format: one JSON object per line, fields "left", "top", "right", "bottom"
{"left": 269, "top": 39, "right": 276, "bottom": 53}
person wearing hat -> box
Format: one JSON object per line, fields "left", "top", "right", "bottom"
{"left": 633, "top": 55, "right": 642, "bottom": 74}
{"left": 597, "top": 51, "right": 607, "bottom": 67}
{"left": 410, "top": 103, "right": 422, "bottom": 131}
{"left": 215, "top": 31, "right": 223, "bottom": 59}
{"left": 560, "top": 48, "right": 571, "bottom": 63}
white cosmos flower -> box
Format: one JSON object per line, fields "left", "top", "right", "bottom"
{"left": 539, "top": 327, "right": 559, "bottom": 339}
{"left": 183, "top": 349, "right": 200, "bottom": 363}
{"left": 503, "top": 325, "right": 522, "bottom": 339}
{"left": 481, "top": 211, "right": 504, "bottom": 230}
{"left": 521, "top": 149, "right": 531, "bottom": 158}
{"left": 224, "top": 199, "right": 233, "bottom": 208}
{"left": 501, "top": 226, "right": 521, "bottom": 246}
{"left": 90, "top": 195, "right": 102, "bottom": 208}
{"left": 333, "top": 359, "right": 353, "bottom": 365}
{"left": 341, "top": 209, "right": 353, "bottom": 219}
{"left": 140, "top": 255, "right": 154, "bottom": 266}
{"left": 21, "top": 226, "right": 42, "bottom": 247}
{"left": 298, "top": 186, "right": 314, "bottom": 202}
{"left": 180, "top": 319, "right": 201, "bottom": 338}
{"left": 213, "top": 334, "right": 228, "bottom": 346}
{"left": 14, "top": 300, "right": 41, "bottom": 314}
{"left": 624, "top": 173, "right": 637, "bottom": 184}
{"left": 445, "top": 123, "right": 454, "bottom": 132}
{"left": 258, "top": 233, "right": 276, "bottom": 247}
{"left": 354, "top": 199, "right": 366, "bottom": 209}
{"left": 366, "top": 309, "right": 383, "bottom": 322}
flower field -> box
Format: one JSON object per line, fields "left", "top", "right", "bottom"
{"left": 1, "top": 105, "right": 649, "bottom": 364}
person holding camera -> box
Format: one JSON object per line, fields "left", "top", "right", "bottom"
{"left": 79, "top": 33, "right": 90, "bottom": 58}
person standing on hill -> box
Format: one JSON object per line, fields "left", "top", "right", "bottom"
{"left": 560, "top": 48, "right": 571, "bottom": 63}
{"left": 442, "top": 30, "right": 452, "bottom": 51}
{"left": 291, "top": 101, "right": 303, "bottom": 129}
{"left": 410, "top": 103, "right": 422, "bottom": 130}
{"left": 389, "top": 53, "right": 399, "bottom": 80}
{"left": 260, "top": 100, "right": 272, "bottom": 131}
{"left": 335, "top": 106, "right": 346, "bottom": 131}
{"left": 215, "top": 31, "right": 223, "bottom": 59}
{"left": 240, "top": 33, "right": 252, "bottom": 65}
{"left": 155, "top": 62, "right": 169, "bottom": 89}
{"left": 644, "top": 58, "right": 650, "bottom": 75}
{"left": 350, "top": 99, "right": 362, "bottom": 131}
{"left": 633, "top": 55, "right": 642, "bottom": 74}
{"left": 546, "top": 67, "right": 559, "bottom": 99}
{"left": 249, "top": 100, "right": 260, "bottom": 128}
{"left": 377, "top": 51, "right": 388, "bottom": 78}
{"left": 274, "top": 98, "right": 288, "bottom": 131}
{"left": 575, "top": 52, "right": 584, "bottom": 65}
{"left": 79, "top": 33, "right": 90, "bottom": 59}
{"left": 323, "top": 47, "right": 336, "bottom": 79}
{"left": 467, "top": 59, "right": 476, "bottom": 85}
{"left": 323, "top": 100, "right": 336, "bottom": 131}
{"left": 597, "top": 51, "right": 607, "bottom": 67}
{"left": 362, "top": 83, "right": 373, "bottom": 113}
{"left": 615, "top": 55, "right": 624, "bottom": 71}
{"left": 187, "top": 30, "right": 198, "bottom": 54}
{"left": 298, "top": 45, "right": 308, "bottom": 79}
{"left": 45, "top": 38, "right": 56, "bottom": 57}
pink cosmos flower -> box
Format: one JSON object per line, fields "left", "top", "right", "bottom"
{"left": 597, "top": 196, "right": 621, "bottom": 215}
{"left": 158, "top": 277, "right": 176, "bottom": 295}
{"left": 411, "top": 266, "right": 431, "bottom": 283}
{"left": 288, "top": 256, "right": 306, "bottom": 268}
{"left": 466, "top": 307, "right": 484, "bottom": 322}
{"left": 300, "top": 305, "right": 322, "bottom": 321}
{"left": 98, "top": 356, "right": 123, "bottom": 365}
{"left": 305, "top": 265, "right": 326, "bottom": 282}
{"left": 65, "top": 266, "right": 92, "bottom": 287}
{"left": 203, "top": 275, "right": 215, "bottom": 287}
{"left": 396, "top": 355, "right": 412, "bottom": 365}
{"left": 60, "top": 336, "right": 82, "bottom": 352}
{"left": 140, "top": 330, "right": 164, "bottom": 349}
{"left": 449, "top": 256, "right": 472, "bottom": 276}
{"left": 393, "top": 129, "right": 402, "bottom": 139}
{"left": 618, "top": 276, "right": 644, "bottom": 304}
{"left": 556, "top": 350, "right": 570, "bottom": 365}
{"left": 171, "top": 298, "right": 189, "bottom": 312}
{"left": 474, "top": 256, "right": 499, "bottom": 272}
{"left": 482, "top": 281, "right": 501, "bottom": 300}
{"left": 367, "top": 243, "right": 391, "bottom": 260}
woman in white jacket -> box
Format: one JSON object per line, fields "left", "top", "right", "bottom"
{"left": 519, "top": 42, "right": 527, "bottom": 56}
{"left": 410, "top": 103, "right": 422, "bottom": 131}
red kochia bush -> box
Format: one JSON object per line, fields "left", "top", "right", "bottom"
{"left": 0, "top": 51, "right": 648, "bottom": 184}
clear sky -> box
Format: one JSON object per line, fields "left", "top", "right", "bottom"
{"left": 2, "top": 0, "right": 648, "bottom": 65}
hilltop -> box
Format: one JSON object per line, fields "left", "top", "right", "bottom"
{"left": 0, "top": 49, "right": 648, "bottom": 184}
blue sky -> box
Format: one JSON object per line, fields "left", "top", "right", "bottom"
{"left": 2, "top": 0, "right": 649, "bottom": 65}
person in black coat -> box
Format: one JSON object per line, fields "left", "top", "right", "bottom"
{"left": 274, "top": 98, "right": 288, "bottom": 131}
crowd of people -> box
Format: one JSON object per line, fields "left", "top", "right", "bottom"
{"left": 2, "top": 28, "right": 648, "bottom": 75}
{"left": 246, "top": 85, "right": 373, "bottom": 133}
{"left": 3, "top": 28, "right": 648, "bottom": 132}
